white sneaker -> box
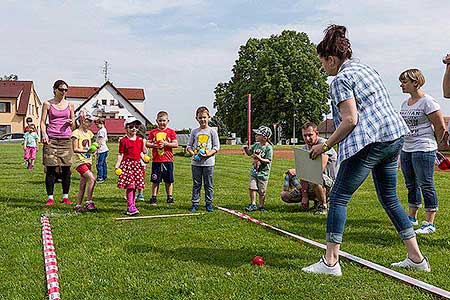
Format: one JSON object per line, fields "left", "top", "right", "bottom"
{"left": 302, "top": 256, "right": 342, "bottom": 276}
{"left": 391, "top": 256, "right": 431, "bottom": 272}
{"left": 408, "top": 216, "right": 418, "bottom": 226}
{"left": 415, "top": 221, "right": 435, "bottom": 234}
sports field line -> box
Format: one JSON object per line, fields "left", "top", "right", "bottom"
{"left": 216, "top": 206, "right": 450, "bottom": 299}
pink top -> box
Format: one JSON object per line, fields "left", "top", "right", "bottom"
{"left": 46, "top": 104, "right": 72, "bottom": 138}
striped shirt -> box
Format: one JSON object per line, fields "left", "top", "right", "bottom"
{"left": 330, "top": 60, "right": 409, "bottom": 163}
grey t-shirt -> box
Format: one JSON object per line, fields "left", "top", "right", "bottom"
{"left": 400, "top": 94, "right": 440, "bottom": 152}
{"left": 187, "top": 127, "right": 220, "bottom": 167}
{"left": 96, "top": 127, "right": 109, "bottom": 153}
{"left": 302, "top": 137, "right": 337, "bottom": 180}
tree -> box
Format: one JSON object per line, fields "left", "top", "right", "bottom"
{"left": 213, "top": 30, "right": 329, "bottom": 140}
{"left": 209, "top": 114, "right": 229, "bottom": 136}
{"left": 0, "top": 74, "right": 18, "bottom": 80}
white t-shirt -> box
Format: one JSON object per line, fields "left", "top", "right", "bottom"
{"left": 400, "top": 94, "right": 440, "bottom": 152}
{"left": 96, "top": 127, "right": 109, "bottom": 153}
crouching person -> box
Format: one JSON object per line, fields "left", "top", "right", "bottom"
{"left": 281, "top": 122, "right": 337, "bottom": 214}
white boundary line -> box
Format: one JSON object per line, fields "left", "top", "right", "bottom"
{"left": 115, "top": 213, "right": 205, "bottom": 221}
{"left": 41, "top": 215, "right": 61, "bottom": 300}
{"left": 216, "top": 206, "right": 450, "bottom": 299}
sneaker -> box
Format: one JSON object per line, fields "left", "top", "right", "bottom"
{"left": 136, "top": 194, "right": 145, "bottom": 201}
{"left": 73, "top": 205, "right": 87, "bottom": 213}
{"left": 245, "top": 204, "right": 258, "bottom": 212}
{"left": 189, "top": 204, "right": 199, "bottom": 213}
{"left": 45, "top": 199, "right": 54, "bottom": 206}
{"left": 415, "top": 221, "right": 435, "bottom": 234}
{"left": 126, "top": 206, "right": 140, "bottom": 216}
{"left": 96, "top": 178, "right": 105, "bottom": 183}
{"left": 314, "top": 205, "right": 328, "bottom": 215}
{"left": 62, "top": 198, "right": 72, "bottom": 205}
{"left": 391, "top": 256, "right": 431, "bottom": 272}
{"left": 149, "top": 197, "right": 157, "bottom": 206}
{"left": 85, "top": 201, "right": 97, "bottom": 211}
{"left": 258, "top": 206, "right": 268, "bottom": 212}
{"left": 167, "top": 197, "right": 175, "bottom": 204}
{"left": 205, "top": 203, "right": 214, "bottom": 212}
{"left": 408, "top": 216, "right": 418, "bottom": 226}
{"left": 302, "top": 256, "right": 342, "bottom": 276}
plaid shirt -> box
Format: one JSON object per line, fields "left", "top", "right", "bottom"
{"left": 330, "top": 60, "right": 409, "bottom": 164}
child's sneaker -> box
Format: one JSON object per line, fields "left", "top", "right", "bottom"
{"left": 302, "top": 256, "right": 342, "bottom": 276}
{"left": 73, "top": 205, "right": 87, "bottom": 213}
{"left": 245, "top": 204, "right": 257, "bottom": 212}
{"left": 189, "top": 204, "right": 199, "bottom": 213}
{"left": 149, "top": 196, "right": 157, "bottom": 206}
{"left": 45, "top": 198, "right": 54, "bottom": 206}
{"left": 205, "top": 203, "right": 214, "bottom": 212}
{"left": 408, "top": 216, "right": 418, "bottom": 226}
{"left": 258, "top": 206, "right": 268, "bottom": 212}
{"left": 167, "top": 196, "right": 175, "bottom": 204}
{"left": 314, "top": 205, "right": 328, "bottom": 215}
{"left": 126, "top": 206, "right": 140, "bottom": 216}
{"left": 415, "top": 221, "right": 435, "bottom": 234}
{"left": 391, "top": 256, "right": 431, "bottom": 272}
{"left": 136, "top": 194, "right": 145, "bottom": 201}
{"left": 62, "top": 198, "right": 72, "bottom": 205}
{"left": 85, "top": 201, "right": 97, "bottom": 212}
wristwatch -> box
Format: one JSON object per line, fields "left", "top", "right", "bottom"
{"left": 322, "top": 142, "right": 330, "bottom": 152}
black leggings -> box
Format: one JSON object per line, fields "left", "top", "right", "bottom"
{"left": 45, "top": 166, "right": 71, "bottom": 196}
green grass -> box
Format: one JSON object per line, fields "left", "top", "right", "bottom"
{"left": 1, "top": 143, "right": 449, "bottom": 299}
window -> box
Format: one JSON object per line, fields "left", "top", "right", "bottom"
{"left": 0, "top": 102, "right": 11, "bottom": 113}
{"left": 102, "top": 99, "right": 107, "bottom": 105}
{"left": 0, "top": 125, "right": 11, "bottom": 135}
{"left": 110, "top": 100, "right": 115, "bottom": 105}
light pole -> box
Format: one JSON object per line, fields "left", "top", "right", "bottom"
{"left": 292, "top": 113, "right": 296, "bottom": 145}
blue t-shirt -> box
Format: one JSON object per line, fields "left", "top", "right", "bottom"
{"left": 24, "top": 132, "right": 38, "bottom": 147}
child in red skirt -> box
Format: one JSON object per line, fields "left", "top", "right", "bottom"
{"left": 114, "top": 117, "right": 147, "bottom": 215}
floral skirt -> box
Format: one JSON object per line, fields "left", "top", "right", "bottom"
{"left": 117, "top": 158, "right": 145, "bottom": 190}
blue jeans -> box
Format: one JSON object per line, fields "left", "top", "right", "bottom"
{"left": 400, "top": 150, "right": 438, "bottom": 211}
{"left": 96, "top": 151, "right": 108, "bottom": 180}
{"left": 191, "top": 165, "right": 214, "bottom": 205}
{"left": 326, "top": 137, "right": 415, "bottom": 244}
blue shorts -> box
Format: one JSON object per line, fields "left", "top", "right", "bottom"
{"left": 151, "top": 162, "right": 174, "bottom": 184}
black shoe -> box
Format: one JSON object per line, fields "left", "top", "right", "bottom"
{"left": 149, "top": 197, "right": 157, "bottom": 206}
{"left": 167, "top": 196, "right": 174, "bottom": 204}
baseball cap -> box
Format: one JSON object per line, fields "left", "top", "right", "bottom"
{"left": 253, "top": 126, "right": 272, "bottom": 139}
{"left": 124, "top": 116, "right": 142, "bottom": 127}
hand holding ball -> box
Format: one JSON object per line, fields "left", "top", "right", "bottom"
{"left": 115, "top": 168, "right": 123, "bottom": 176}
{"left": 143, "top": 155, "right": 151, "bottom": 163}
{"left": 89, "top": 142, "right": 99, "bottom": 153}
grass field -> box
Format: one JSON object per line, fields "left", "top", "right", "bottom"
{"left": 1, "top": 143, "right": 450, "bottom": 299}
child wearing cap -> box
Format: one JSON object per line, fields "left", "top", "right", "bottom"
{"left": 242, "top": 125, "right": 273, "bottom": 212}
{"left": 114, "top": 117, "right": 148, "bottom": 215}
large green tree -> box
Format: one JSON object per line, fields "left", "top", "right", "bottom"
{"left": 214, "top": 30, "right": 329, "bottom": 141}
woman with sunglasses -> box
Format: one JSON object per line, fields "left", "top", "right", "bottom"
{"left": 40, "top": 79, "right": 75, "bottom": 206}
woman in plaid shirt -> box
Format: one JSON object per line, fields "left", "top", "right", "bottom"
{"left": 302, "top": 25, "right": 430, "bottom": 276}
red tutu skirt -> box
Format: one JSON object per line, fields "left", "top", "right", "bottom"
{"left": 117, "top": 158, "right": 145, "bottom": 189}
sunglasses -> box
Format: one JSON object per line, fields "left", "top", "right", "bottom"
{"left": 58, "top": 88, "right": 68, "bottom": 93}
{"left": 127, "top": 124, "right": 140, "bottom": 129}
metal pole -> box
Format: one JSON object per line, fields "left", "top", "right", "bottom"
{"left": 247, "top": 94, "right": 251, "bottom": 146}
{"left": 293, "top": 113, "right": 296, "bottom": 145}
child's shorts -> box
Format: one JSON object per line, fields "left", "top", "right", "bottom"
{"left": 151, "top": 162, "right": 174, "bottom": 183}
{"left": 24, "top": 146, "right": 37, "bottom": 160}
{"left": 249, "top": 176, "right": 268, "bottom": 195}
{"left": 76, "top": 163, "right": 92, "bottom": 175}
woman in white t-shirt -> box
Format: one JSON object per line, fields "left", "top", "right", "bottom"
{"left": 399, "top": 68, "right": 446, "bottom": 234}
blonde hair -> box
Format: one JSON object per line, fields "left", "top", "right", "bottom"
{"left": 157, "top": 111, "right": 169, "bottom": 118}
{"left": 399, "top": 69, "right": 426, "bottom": 88}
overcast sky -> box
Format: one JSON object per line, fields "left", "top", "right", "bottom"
{"left": 1, "top": 0, "right": 450, "bottom": 129}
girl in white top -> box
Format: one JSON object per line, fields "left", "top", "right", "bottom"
{"left": 399, "top": 68, "right": 446, "bottom": 234}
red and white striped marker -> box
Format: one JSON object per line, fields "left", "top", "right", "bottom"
{"left": 41, "top": 216, "right": 61, "bottom": 300}
{"left": 216, "top": 206, "right": 450, "bottom": 299}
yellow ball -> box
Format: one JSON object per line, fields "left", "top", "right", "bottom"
{"left": 143, "top": 155, "right": 151, "bottom": 163}
{"left": 115, "top": 168, "right": 123, "bottom": 176}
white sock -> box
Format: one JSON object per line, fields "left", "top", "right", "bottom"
{"left": 48, "top": 195, "right": 54, "bottom": 200}
{"left": 63, "top": 194, "right": 69, "bottom": 199}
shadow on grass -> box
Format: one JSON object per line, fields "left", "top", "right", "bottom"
{"left": 125, "top": 244, "right": 301, "bottom": 269}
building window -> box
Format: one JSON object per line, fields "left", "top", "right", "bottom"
{"left": 102, "top": 99, "right": 107, "bottom": 105}
{"left": 0, "top": 125, "right": 11, "bottom": 135}
{"left": 110, "top": 100, "right": 115, "bottom": 105}
{"left": 0, "top": 102, "right": 11, "bottom": 113}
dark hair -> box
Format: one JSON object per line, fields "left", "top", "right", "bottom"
{"left": 196, "top": 106, "right": 210, "bottom": 116}
{"left": 53, "top": 79, "right": 68, "bottom": 90}
{"left": 317, "top": 25, "right": 352, "bottom": 60}
{"left": 26, "top": 117, "right": 33, "bottom": 123}
{"left": 301, "top": 122, "right": 318, "bottom": 130}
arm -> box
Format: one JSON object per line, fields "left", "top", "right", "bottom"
{"left": 310, "top": 98, "right": 358, "bottom": 159}
{"left": 72, "top": 137, "right": 89, "bottom": 154}
{"left": 428, "top": 110, "right": 446, "bottom": 144}
{"left": 443, "top": 54, "right": 450, "bottom": 98}
{"left": 40, "top": 102, "right": 50, "bottom": 143}
{"left": 321, "top": 153, "right": 329, "bottom": 173}
{"left": 186, "top": 131, "right": 195, "bottom": 156}
{"left": 69, "top": 103, "right": 75, "bottom": 131}
{"left": 203, "top": 129, "right": 220, "bottom": 157}
{"left": 242, "top": 145, "right": 252, "bottom": 156}
{"left": 115, "top": 153, "right": 124, "bottom": 169}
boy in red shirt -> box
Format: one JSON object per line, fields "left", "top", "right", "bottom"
{"left": 146, "top": 111, "right": 178, "bottom": 205}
